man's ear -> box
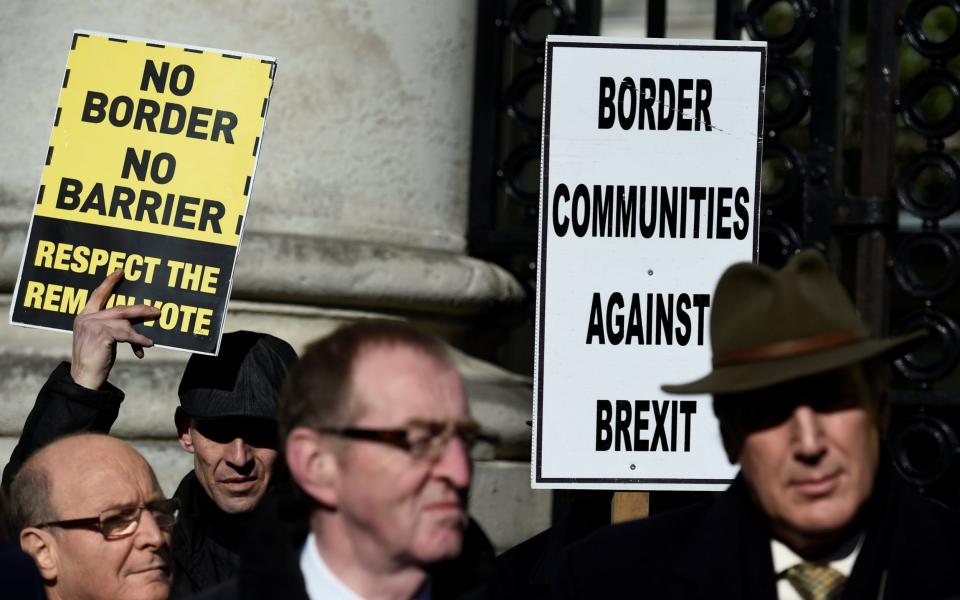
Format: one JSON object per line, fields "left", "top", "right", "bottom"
{"left": 175, "top": 407, "right": 195, "bottom": 454}
{"left": 286, "top": 427, "right": 339, "bottom": 508}
{"left": 20, "top": 527, "right": 58, "bottom": 582}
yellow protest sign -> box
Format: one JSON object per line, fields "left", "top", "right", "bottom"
{"left": 10, "top": 31, "right": 276, "bottom": 353}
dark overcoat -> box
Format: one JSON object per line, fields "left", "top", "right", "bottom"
{"left": 551, "top": 461, "right": 960, "bottom": 599}
{"left": 189, "top": 473, "right": 504, "bottom": 600}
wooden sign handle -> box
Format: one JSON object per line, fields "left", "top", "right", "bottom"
{"left": 611, "top": 491, "right": 650, "bottom": 523}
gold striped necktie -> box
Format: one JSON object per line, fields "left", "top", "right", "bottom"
{"left": 784, "top": 562, "right": 846, "bottom": 600}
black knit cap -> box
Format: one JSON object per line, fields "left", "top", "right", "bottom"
{"left": 178, "top": 330, "right": 298, "bottom": 420}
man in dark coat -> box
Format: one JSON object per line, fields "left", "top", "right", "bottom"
{"left": 553, "top": 250, "right": 960, "bottom": 599}
{"left": 2, "top": 270, "right": 297, "bottom": 597}
{"left": 195, "top": 320, "right": 502, "bottom": 599}
{"left": 193, "top": 481, "right": 500, "bottom": 600}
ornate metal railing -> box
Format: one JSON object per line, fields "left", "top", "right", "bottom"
{"left": 468, "top": 0, "right": 960, "bottom": 507}
{"left": 468, "top": 0, "right": 601, "bottom": 292}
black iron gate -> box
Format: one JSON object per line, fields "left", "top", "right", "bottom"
{"left": 468, "top": 0, "right": 960, "bottom": 508}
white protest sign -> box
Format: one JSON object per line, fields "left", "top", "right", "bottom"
{"left": 533, "top": 36, "right": 766, "bottom": 490}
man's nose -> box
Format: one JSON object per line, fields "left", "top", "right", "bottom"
{"left": 432, "top": 435, "right": 472, "bottom": 490}
{"left": 135, "top": 509, "right": 167, "bottom": 549}
{"left": 225, "top": 437, "right": 254, "bottom": 468}
{"left": 791, "top": 405, "right": 827, "bottom": 462}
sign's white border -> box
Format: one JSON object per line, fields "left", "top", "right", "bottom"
{"left": 532, "top": 36, "right": 767, "bottom": 489}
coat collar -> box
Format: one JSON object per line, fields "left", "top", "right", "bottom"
{"left": 672, "top": 456, "right": 899, "bottom": 600}
{"left": 672, "top": 475, "right": 778, "bottom": 599}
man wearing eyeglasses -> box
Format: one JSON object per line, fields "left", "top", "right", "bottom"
{"left": 202, "top": 321, "right": 501, "bottom": 599}
{"left": 10, "top": 434, "right": 179, "bottom": 600}
{"left": 2, "top": 270, "right": 298, "bottom": 597}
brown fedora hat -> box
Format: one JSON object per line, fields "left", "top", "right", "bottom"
{"left": 661, "top": 250, "right": 926, "bottom": 395}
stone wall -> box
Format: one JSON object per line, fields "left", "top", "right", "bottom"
{"left": 0, "top": 0, "right": 549, "bottom": 552}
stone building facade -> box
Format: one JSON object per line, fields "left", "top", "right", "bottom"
{"left": 0, "top": 0, "right": 549, "bottom": 552}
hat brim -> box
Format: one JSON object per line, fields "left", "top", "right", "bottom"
{"left": 661, "top": 329, "right": 926, "bottom": 395}
{"left": 187, "top": 414, "right": 277, "bottom": 423}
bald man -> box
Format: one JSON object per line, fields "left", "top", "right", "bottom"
{"left": 8, "top": 434, "right": 178, "bottom": 600}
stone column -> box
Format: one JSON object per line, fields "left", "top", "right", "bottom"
{"left": 0, "top": 0, "right": 548, "bottom": 552}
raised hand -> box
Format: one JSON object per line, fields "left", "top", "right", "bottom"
{"left": 70, "top": 270, "right": 162, "bottom": 390}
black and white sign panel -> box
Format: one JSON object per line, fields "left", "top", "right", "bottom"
{"left": 533, "top": 37, "right": 766, "bottom": 490}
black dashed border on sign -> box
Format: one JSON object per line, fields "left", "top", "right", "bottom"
{"left": 45, "top": 146, "right": 54, "bottom": 166}
{"left": 61, "top": 35, "right": 274, "bottom": 244}
{"left": 71, "top": 32, "right": 88, "bottom": 50}
{"left": 37, "top": 185, "right": 45, "bottom": 205}
{"left": 261, "top": 60, "right": 276, "bottom": 80}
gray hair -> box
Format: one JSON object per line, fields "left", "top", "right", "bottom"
{"left": 9, "top": 462, "right": 55, "bottom": 535}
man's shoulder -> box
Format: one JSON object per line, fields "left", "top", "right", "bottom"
{"left": 552, "top": 484, "right": 772, "bottom": 599}
{"left": 871, "top": 480, "right": 960, "bottom": 598}
{"left": 899, "top": 485, "right": 960, "bottom": 526}
{"left": 893, "top": 485, "right": 960, "bottom": 559}
{"left": 549, "top": 498, "right": 722, "bottom": 600}
{"left": 566, "top": 497, "right": 713, "bottom": 567}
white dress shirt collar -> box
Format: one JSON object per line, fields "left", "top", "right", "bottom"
{"left": 771, "top": 533, "right": 863, "bottom": 600}
{"left": 300, "top": 532, "right": 364, "bottom": 600}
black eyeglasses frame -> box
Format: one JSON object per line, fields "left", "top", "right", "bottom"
{"left": 34, "top": 497, "right": 181, "bottom": 539}
{"left": 315, "top": 421, "right": 498, "bottom": 459}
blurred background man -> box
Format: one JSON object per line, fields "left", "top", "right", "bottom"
{"left": 201, "top": 321, "right": 501, "bottom": 600}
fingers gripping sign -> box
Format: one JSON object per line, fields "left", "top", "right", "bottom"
{"left": 70, "top": 269, "right": 162, "bottom": 390}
